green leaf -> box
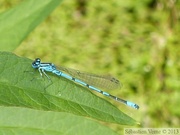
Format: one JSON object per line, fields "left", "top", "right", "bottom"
{"left": 0, "top": 51, "right": 138, "bottom": 126}
{"left": 0, "top": 0, "right": 63, "bottom": 51}
{"left": 0, "top": 106, "right": 118, "bottom": 135}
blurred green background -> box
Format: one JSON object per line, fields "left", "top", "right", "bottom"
{"left": 1, "top": 0, "right": 179, "bottom": 131}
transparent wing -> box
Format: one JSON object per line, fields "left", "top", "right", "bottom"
{"left": 57, "top": 66, "right": 121, "bottom": 90}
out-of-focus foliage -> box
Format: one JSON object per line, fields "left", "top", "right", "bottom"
{"left": 1, "top": 0, "right": 179, "bottom": 133}
{"left": 0, "top": 0, "right": 62, "bottom": 51}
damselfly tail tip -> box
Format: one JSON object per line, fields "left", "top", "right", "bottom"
{"left": 127, "top": 101, "right": 140, "bottom": 109}
{"left": 134, "top": 104, "right": 139, "bottom": 109}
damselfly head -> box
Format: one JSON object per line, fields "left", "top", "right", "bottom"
{"left": 32, "top": 58, "right": 41, "bottom": 68}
